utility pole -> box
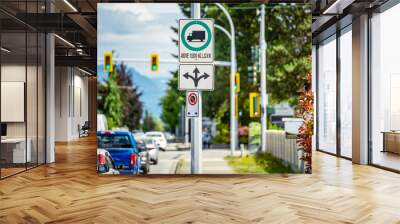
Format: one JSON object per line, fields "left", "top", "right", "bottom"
{"left": 215, "top": 3, "right": 237, "bottom": 155}
{"left": 260, "top": 4, "right": 267, "bottom": 152}
{"left": 190, "top": 3, "right": 202, "bottom": 174}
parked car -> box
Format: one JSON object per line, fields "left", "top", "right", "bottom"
{"left": 133, "top": 131, "right": 146, "bottom": 142}
{"left": 164, "top": 132, "right": 175, "bottom": 142}
{"left": 136, "top": 139, "right": 150, "bottom": 174}
{"left": 97, "top": 148, "right": 119, "bottom": 174}
{"left": 143, "top": 138, "right": 159, "bottom": 164}
{"left": 145, "top": 131, "right": 167, "bottom": 150}
{"left": 97, "top": 131, "right": 141, "bottom": 175}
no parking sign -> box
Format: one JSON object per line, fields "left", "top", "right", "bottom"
{"left": 186, "top": 91, "right": 199, "bottom": 117}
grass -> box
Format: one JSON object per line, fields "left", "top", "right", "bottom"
{"left": 174, "top": 158, "right": 187, "bottom": 174}
{"left": 225, "top": 152, "right": 294, "bottom": 174}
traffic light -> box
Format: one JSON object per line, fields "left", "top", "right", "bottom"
{"left": 248, "top": 46, "right": 259, "bottom": 85}
{"left": 104, "top": 52, "right": 113, "bottom": 73}
{"left": 150, "top": 53, "right": 159, "bottom": 72}
{"left": 249, "top": 92, "right": 260, "bottom": 118}
{"left": 235, "top": 94, "right": 238, "bottom": 118}
{"left": 235, "top": 72, "right": 240, "bottom": 93}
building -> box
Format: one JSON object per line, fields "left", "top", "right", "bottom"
{"left": 312, "top": 0, "right": 400, "bottom": 172}
{"left": 0, "top": 1, "right": 97, "bottom": 179}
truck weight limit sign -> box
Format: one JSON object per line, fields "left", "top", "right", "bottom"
{"left": 179, "top": 19, "right": 214, "bottom": 63}
{"left": 186, "top": 91, "right": 199, "bottom": 117}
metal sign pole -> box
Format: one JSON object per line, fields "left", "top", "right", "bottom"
{"left": 260, "top": 4, "right": 267, "bottom": 152}
{"left": 190, "top": 3, "right": 202, "bottom": 174}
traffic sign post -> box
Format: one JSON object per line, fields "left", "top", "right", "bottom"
{"left": 179, "top": 5, "right": 214, "bottom": 174}
{"left": 186, "top": 91, "right": 199, "bottom": 117}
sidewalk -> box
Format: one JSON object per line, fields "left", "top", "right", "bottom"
{"left": 176, "top": 149, "right": 243, "bottom": 174}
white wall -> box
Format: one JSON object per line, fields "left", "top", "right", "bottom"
{"left": 1, "top": 65, "right": 35, "bottom": 138}
{"left": 1, "top": 63, "right": 46, "bottom": 164}
{"left": 55, "top": 67, "right": 89, "bottom": 141}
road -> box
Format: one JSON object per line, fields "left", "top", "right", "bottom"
{"left": 149, "top": 143, "right": 235, "bottom": 174}
{"left": 149, "top": 149, "right": 189, "bottom": 174}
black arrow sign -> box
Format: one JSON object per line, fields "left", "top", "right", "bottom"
{"left": 183, "top": 66, "right": 210, "bottom": 87}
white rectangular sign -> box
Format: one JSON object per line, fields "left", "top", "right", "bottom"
{"left": 179, "top": 64, "right": 214, "bottom": 91}
{"left": 179, "top": 19, "right": 214, "bottom": 63}
{"left": 186, "top": 91, "right": 199, "bottom": 117}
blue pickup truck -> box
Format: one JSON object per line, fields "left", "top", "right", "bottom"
{"left": 97, "top": 131, "right": 141, "bottom": 175}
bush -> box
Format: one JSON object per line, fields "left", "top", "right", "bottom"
{"left": 254, "top": 152, "right": 293, "bottom": 173}
{"left": 225, "top": 152, "right": 294, "bottom": 174}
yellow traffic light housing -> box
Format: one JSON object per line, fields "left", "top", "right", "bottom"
{"left": 103, "top": 52, "right": 113, "bottom": 73}
{"left": 150, "top": 53, "right": 159, "bottom": 72}
{"left": 249, "top": 92, "right": 260, "bottom": 118}
{"left": 235, "top": 72, "right": 240, "bottom": 93}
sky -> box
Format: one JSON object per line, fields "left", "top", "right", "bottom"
{"left": 97, "top": 3, "right": 185, "bottom": 78}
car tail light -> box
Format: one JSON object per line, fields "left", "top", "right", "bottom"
{"left": 130, "top": 153, "right": 136, "bottom": 165}
{"left": 98, "top": 154, "right": 106, "bottom": 165}
{"left": 104, "top": 131, "right": 113, "bottom": 135}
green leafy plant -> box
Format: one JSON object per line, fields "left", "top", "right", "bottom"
{"left": 103, "top": 67, "right": 123, "bottom": 129}
{"left": 225, "top": 152, "right": 293, "bottom": 174}
{"left": 296, "top": 73, "right": 313, "bottom": 174}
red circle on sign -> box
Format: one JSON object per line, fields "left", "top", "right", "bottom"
{"left": 188, "top": 92, "right": 197, "bottom": 105}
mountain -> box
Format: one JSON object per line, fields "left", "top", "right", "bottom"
{"left": 97, "top": 65, "right": 169, "bottom": 118}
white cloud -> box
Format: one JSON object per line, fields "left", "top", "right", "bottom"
{"left": 98, "top": 3, "right": 183, "bottom": 78}
{"left": 99, "top": 3, "right": 155, "bottom": 22}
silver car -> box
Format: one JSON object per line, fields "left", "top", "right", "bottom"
{"left": 145, "top": 132, "right": 167, "bottom": 150}
{"left": 144, "top": 138, "right": 159, "bottom": 164}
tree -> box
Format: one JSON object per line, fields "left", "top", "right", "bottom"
{"left": 103, "top": 67, "right": 123, "bottom": 129}
{"left": 160, "top": 71, "right": 185, "bottom": 133}
{"left": 154, "top": 118, "right": 165, "bottom": 132}
{"left": 142, "top": 111, "right": 156, "bottom": 132}
{"left": 115, "top": 62, "right": 143, "bottom": 131}
{"left": 161, "top": 3, "right": 311, "bottom": 142}
{"left": 266, "top": 5, "right": 312, "bottom": 106}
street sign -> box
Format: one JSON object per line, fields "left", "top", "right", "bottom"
{"left": 179, "top": 64, "right": 214, "bottom": 91}
{"left": 179, "top": 19, "right": 214, "bottom": 63}
{"left": 186, "top": 91, "right": 199, "bottom": 117}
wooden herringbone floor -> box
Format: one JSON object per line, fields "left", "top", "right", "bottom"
{"left": 1, "top": 136, "right": 400, "bottom": 223}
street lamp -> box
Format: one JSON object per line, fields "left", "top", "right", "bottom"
{"left": 215, "top": 3, "right": 237, "bottom": 155}
{"left": 214, "top": 24, "right": 231, "bottom": 40}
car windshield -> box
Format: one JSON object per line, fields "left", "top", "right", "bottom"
{"left": 144, "top": 138, "right": 153, "bottom": 144}
{"left": 147, "top": 133, "right": 162, "bottom": 138}
{"left": 97, "top": 135, "right": 132, "bottom": 148}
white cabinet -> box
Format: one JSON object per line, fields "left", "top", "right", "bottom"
{"left": 1, "top": 138, "right": 31, "bottom": 163}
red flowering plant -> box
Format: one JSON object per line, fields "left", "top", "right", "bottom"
{"left": 296, "top": 73, "right": 313, "bottom": 174}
